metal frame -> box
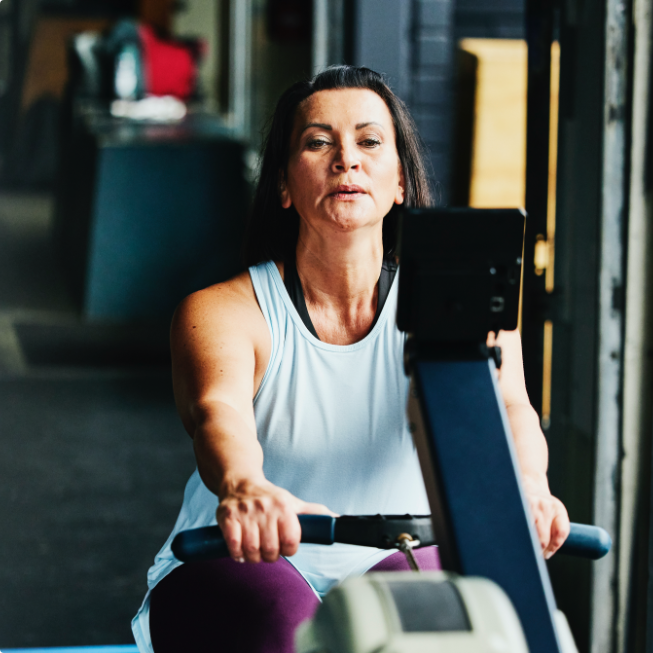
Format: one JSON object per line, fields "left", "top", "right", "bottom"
{"left": 398, "top": 207, "right": 565, "bottom": 653}
{"left": 592, "top": 1, "right": 631, "bottom": 651}
{"left": 312, "top": 0, "right": 329, "bottom": 74}
{"left": 523, "top": 0, "right": 555, "bottom": 418}
{"left": 620, "top": 0, "right": 653, "bottom": 649}
{"left": 227, "top": 0, "right": 252, "bottom": 138}
{"left": 407, "top": 354, "right": 564, "bottom": 653}
{"left": 542, "top": 0, "right": 653, "bottom": 649}
{"left": 312, "top": 0, "right": 347, "bottom": 74}
{"left": 625, "top": 4, "right": 653, "bottom": 652}
{"left": 548, "top": 0, "right": 607, "bottom": 649}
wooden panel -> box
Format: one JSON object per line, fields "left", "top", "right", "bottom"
{"left": 460, "top": 38, "right": 528, "bottom": 208}
{"left": 21, "top": 17, "right": 110, "bottom": 110}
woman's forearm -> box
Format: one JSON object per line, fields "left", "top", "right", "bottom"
{"left": 505, "top": 402, "right": 550, "bottom": 490}
{"left": 191, "top": 400, "right": 266, "bottom": 501}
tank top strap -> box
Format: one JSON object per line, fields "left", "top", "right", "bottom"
{"left": 248, "top": 261, "right": 290, "bottom": 398}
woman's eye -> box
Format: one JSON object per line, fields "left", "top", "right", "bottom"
{"left": 307, "top": 139, "right": 329, "bottom": 149}
{"left": 360, "top": 138, "right": 381, "bottom": 148}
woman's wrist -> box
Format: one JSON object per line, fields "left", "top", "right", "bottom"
{"left": 521, "top": 470, "right": 550, "bottom": 495}
{"left": 217, "top": 472, "right": 269, "bottom": 501}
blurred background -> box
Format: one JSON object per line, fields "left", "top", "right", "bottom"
{"left": 0, "top": 0, "right": 651, "bottom": 651}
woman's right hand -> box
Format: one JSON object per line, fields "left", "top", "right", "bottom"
{"left": 217, "top": 479, "right": 335, "bottom": 563}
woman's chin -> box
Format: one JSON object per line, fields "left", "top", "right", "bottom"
{"left": 297, "top": 204, "right": 386, "bottom": 238}
{"left": 323, "top": 207, "right": 384, "bottom": 233}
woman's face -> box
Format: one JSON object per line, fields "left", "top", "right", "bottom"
{"left": 280, "top": 88, "right": 405, "bottom": 239}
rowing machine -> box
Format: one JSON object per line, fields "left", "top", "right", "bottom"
{"left": 172, "top": 208, "right": 612, "bottom": 653}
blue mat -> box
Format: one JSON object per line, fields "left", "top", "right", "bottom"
{"left": 3, "top": 647, "right": 138, "bottom": 652}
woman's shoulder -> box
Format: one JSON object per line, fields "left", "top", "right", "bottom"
{"left": 187, "top": 269, "right": 254, "bottom": 304}
{"left": 172, "top": 270, "right": 264, "bottom": 337}
{"left": 170, "top": 270, "right": 273, "bottom": 419}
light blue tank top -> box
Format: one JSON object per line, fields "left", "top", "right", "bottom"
{"left": 132, "top": 261, "right": 429, "bottom": 652}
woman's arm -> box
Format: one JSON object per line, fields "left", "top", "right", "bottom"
{"left": 492, "top": 329, "right": 570, "bottom": 558}
{"left": 171, "top": 274, "right": 332, "bottom": 563}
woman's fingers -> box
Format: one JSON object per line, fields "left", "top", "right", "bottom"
{"left": 277, "top": 501, "right": 333, "bottom": 557}
{"left": 241, "top": 519, "right": 262, "bottom": 563}
{"left": 220, "top": 513, "right": 245, "bottom": 562}
{"left": 526, "top": 490, "right": 570, "bottom": 559}
{"left": 259, "top": 512, "right": 282, "bottom": 562}
{"left": 277, "top": 511, "right": 302, "bottom": 557}
{"left": 216, "top": 484, "right": 335, "bottom": 563}
{"left": 534, "top": 511, "right": 552, "bottom": 554}
{"left": 527, "top": 493, "right": 551, "bottom": 551}
{"left": 544, "top": 505, "right": 571, "bottom": 559}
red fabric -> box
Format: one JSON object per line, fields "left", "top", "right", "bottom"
{"left": 139, "top": 25, "right": 196, "bottom": 99}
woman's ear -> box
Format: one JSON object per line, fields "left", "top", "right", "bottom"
{"left": 279, "top": 173, "right": 292, "bottom": 209}
{"left": 395, "top": 165, "right": 406, "bottom": 205}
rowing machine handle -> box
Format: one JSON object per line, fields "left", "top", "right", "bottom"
{"left": 559, "top": 522, "right": 612, "bottom": 560}
{"left": 171, "top": 516, "right": 611, "bottom": 563}
{"left": 171, "top": 515, "right": 335, "bottom": 562}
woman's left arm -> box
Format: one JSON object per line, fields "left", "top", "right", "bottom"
{"left": 492, "top": 329, "right": 570, "bottom": 558}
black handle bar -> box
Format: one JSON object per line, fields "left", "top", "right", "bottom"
{"left": 171, "top": 515, "right": 612, "bottom": 563}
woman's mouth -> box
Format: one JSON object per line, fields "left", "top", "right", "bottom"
{"left": 330, "top": 185, "right": 366, "bottom": 200}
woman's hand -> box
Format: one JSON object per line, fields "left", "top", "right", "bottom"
{"left": 217, "top": 479, "right": 335, "bottom": 563}
{"left": 523, "top": 473, "right": 570, "bottom": 558}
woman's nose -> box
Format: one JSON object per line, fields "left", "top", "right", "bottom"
{"left": 332, "top": 143, "right": 360, "bottom": 173}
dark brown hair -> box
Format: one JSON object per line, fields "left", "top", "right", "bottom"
{"left": 244, "top": 65, "right": 433, "bottom": 266}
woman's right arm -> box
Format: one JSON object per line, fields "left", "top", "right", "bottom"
{"left": 171, "top": 275, "right": 332, "bottom": 564}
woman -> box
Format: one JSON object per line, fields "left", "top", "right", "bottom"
{"left": 132, "top": 66, "right": 569, "bottom": 653}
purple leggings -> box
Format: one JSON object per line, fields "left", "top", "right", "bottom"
{"left": 149, "top": 547, "right": 440, "bottom": 653}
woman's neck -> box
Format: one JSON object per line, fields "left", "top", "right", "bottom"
{"left": 293, "top": 224, "right": 383, "bottom": 344}
{"left": 295, "top": 227, "right": 382, "bottom": 303}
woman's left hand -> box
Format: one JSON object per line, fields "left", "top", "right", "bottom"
{"left": 491, "top": 329, "right": 571, "bottom": 559}
{"left": 523, "top": 474, "right": 570, "bottom": 559}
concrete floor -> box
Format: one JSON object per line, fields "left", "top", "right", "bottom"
{"left": 0, "top": 194, "right": 195, "bottom": 648}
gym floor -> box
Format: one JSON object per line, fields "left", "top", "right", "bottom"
{"left": 0, "top": 194, "right": 195, "bottom": 648}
